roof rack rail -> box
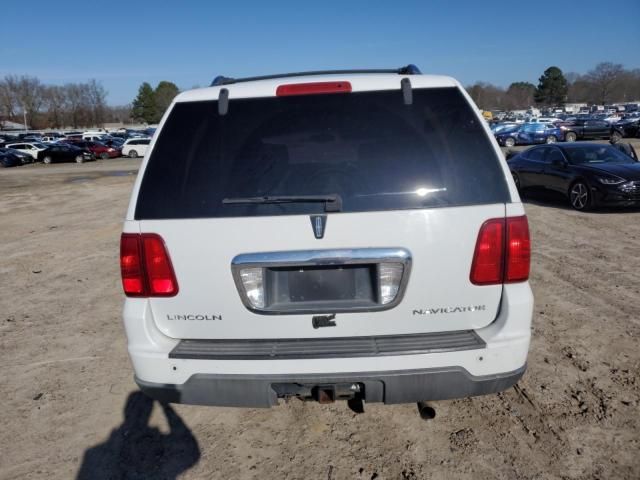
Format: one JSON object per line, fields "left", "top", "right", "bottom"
{"left": 210, "top": 64, "right": 421, "bottom": 87}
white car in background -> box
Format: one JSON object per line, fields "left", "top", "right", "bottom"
{"left": 122, "top": 138, "right": 151, "bottom": 158}
{"left": 5, "top": 142, "right": 48, "bottom": 160}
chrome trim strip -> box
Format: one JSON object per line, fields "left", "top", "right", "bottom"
{"left": 231, "top": 248, "right": 412, "bottom": 315}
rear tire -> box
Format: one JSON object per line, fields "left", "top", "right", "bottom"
{"left": 128, "top": 150, "right": 138, "bottom": 158}
{"left": 100, "top": 152, "right": 109, "bottom": 160}
{"left": 565, "top": 132, "right": 577, "bottom": 142}
{"left": 546, "top": 135, "right": 557, "bottom": 144}
{"left": 43, "top": 156, "right": 52, "bottom": 165}
{"left": 610, "top": 131, "right": 622, "bottom": 143}
{"left": 569, "top": 181, "right": 591, "bottom": 211}
{"left": 505, "top": 137, "right": 516, "bottom": 147}
{"left": 512, "top": 172, "right": 521, "bottom": 191}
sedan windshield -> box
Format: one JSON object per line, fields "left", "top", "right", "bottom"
{"left": 565, "top": 146, "right": 636, "bottom": 165}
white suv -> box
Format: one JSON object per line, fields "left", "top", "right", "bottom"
{"left": 5, "top": 142, "right": 48, "bottom": 160}
{"left": 121, "top": 66, "right": 533, "bottom": 412}
{"left": 122, "top": 138, "right": 151, "bottom": 158}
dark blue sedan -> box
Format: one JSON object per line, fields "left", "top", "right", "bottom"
{"left": 496, "top": 123, "right": 564, "bottom": 147}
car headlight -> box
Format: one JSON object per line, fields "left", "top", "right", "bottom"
{"left": 596, "top": 175, "right": 626, "bottom": 185}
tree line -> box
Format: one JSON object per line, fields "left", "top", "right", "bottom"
{"left": 467, "top": 62, "right": 640, "bottom": 111}
{"left": 0, "top": 76, "right": 132, "bottom": 130}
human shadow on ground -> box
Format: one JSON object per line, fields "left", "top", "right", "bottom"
{"left": 76, "top": 391, "right": 200, "bottom": 480}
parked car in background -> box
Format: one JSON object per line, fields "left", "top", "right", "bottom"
{"left": 39, "top": 144, "right": 94, "bottom": 164}
{"left": 491, "top": 122, "right": 519, "bottom": 134}
{"left": 0, "top": 149, "right": 23, "bottom": 168}
{"left": 121, "top": 138, "right": 150, "bottom": 158}
{"left": 5, "top": 142, "right": 48, "bottom": 161}
{"left": 519, "top": 123, "right": 564, "bottom": 145}
{"left": 82, "top": 133, "right": 107, "bottom": 142}
{"left": 496, "top": 123, "right": 563, "bottom": 147}
{"left": 508, "top": 143, "right": 640, "bottom": 210}
{"left": 101, "top": 137, "right": 125, "bottom": 149}
{"left": 611, "top": 118, "right": 640, "bottom": 141}
{"left": 495, "top": 125, "right": 523, "bottom": 147}
{"left": 66, "top": 140, "right": 120, "bottom": 159}
{"left": 1, "top": 147, "right": 34, "bottom": 164}
{"left": 525, "top": 117, "right": 558, "bottom": 124}
{"left": 559, "top": 118, "right": 613, "bottom": 142}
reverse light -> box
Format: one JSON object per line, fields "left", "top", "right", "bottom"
{"left": 120, "top": 233, "right": 178, "bottom": 297}
{"left": 276, "top": 81, "right": 352, "bottom": 97}
{"left": 470, "top": 216, "right": 530, "bottom": 285}
{"left": 239, "top": 267, "right": 264, "bottom": 308}
{"left": 379, "top": 263, "right": 404, "bottom": 305}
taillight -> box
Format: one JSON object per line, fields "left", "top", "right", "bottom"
{"left": 505, "top": 216, "right": 530, "bottom": 282}
{"left": 120, "top": 233, "right": 178, "bottom": 297}
{"left": 470, "top": 216, "right": 530, "bottom": 285}
{"left": 120, "top": 233, "right": 145, "bottom": 296}
{"left": 276, "top": 81, "right": 352, "bottom": 96}
{"left": 470, "top": 219, "right": 504, "bottom": 285}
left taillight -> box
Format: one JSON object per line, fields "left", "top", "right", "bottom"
{"left": 120, "top": 233, "right": 178, "bottom": 297}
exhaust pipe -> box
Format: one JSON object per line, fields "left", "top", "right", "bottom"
{"left": 417, "top": 401, "right": 436, "bottom": 420}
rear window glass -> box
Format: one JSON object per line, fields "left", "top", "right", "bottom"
{"left": 135, "top": 87, "right": 509, "bottom": 219}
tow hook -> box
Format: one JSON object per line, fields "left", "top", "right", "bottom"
{"left": 417, "top": 401, "right": 436, "bottom": 420}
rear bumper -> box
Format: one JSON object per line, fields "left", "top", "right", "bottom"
{"left": 135, "top": 364, "right": 526, "bottom": 407}
{"left": 125, "top": 277, "right": 533, "bottom": 408}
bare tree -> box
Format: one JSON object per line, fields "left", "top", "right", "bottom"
{"left": 585, "top": 62, "right": 625, "bottom": 104}
{"left": 87, "top": 79, "right": 107, "bottom": 127}
{"left": 0, "top": 76, "right": 19, "bottom": 120}
{"left": 42, "top": 86, "right": 68, "bottom": 128}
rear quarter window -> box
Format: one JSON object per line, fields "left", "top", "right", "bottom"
{"left": 136, "top": 87, "right": 510, "bottom": 219}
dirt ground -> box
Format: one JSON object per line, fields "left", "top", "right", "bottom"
{"left": 1, "top": 145, "right": 639, "bottom": 480}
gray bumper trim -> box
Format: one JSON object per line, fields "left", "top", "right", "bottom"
{"left": 169, "top": 330, "right": 485, "bottom": 361}
{"left": 135, "top": 364, "right": 526, "bottom": 407}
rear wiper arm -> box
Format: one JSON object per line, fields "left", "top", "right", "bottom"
{"left": 222, "top": 194, "right": 342, "bottom": 212}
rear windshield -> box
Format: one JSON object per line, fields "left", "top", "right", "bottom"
{"left": 135, "top": 87, "right": 509, "bottom": 219}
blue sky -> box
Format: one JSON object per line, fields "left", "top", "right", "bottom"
{"left": 1, "top": 0, "right": 639, "bottom": 105}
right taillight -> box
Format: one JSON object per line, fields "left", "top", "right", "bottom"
{"left": 505, "top": 216, "right": 530, "bottom": 282}
{"left": 120, "top": 233, "right": 178, "bottom": 297}
{"left": 470, "top": 216, "right": 530, "bottom": 285}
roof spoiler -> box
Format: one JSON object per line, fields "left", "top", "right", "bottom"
{"left": 210, "top": 64, "right": 421, "bottom": 87}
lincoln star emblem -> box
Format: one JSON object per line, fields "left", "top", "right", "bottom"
{"left": 310, "top": 215, "right": 327, "bottom": 239}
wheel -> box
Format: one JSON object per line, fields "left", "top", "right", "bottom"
{"left": 43, "top": 156, "right": 52, "bottom": 164}
{"left": 569, "top": 181, "right": 591, "bottom": 211}
{"left": 505, "top": 137, "right": 516, "bottom": 147}
{"left": 75, "top": 155, "right": 84, "bottom": 164}
{"left": 565, "top": 132, "right": 577, "bottom": 142}
{"left": 100, "top": 152, "right": 109, "bottom": 160}
{"left": 128, "top": 150, "right": 138, "bottom": 158}
{"left": 610, "top": 131, "right": 622, "bottom": 143}
{"left": 546, "top": 135, "right": 557, "bottom": 144}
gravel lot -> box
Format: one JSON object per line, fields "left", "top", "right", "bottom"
{"left": 1, "top": 145, "right": 639, "bottom": 479}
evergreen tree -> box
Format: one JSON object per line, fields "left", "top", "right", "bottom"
{"left": 131, "top": 82, "right": 157, "bottom": 123}
{"left": 534, "top": 67, "right": 568, "bottom": 106}
{"left": 154, "top": 81, "right": 180, "bottom": 122}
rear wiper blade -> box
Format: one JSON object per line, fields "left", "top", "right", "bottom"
{"left": 222, "top": 194, "right": 342, "bottom": 212}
